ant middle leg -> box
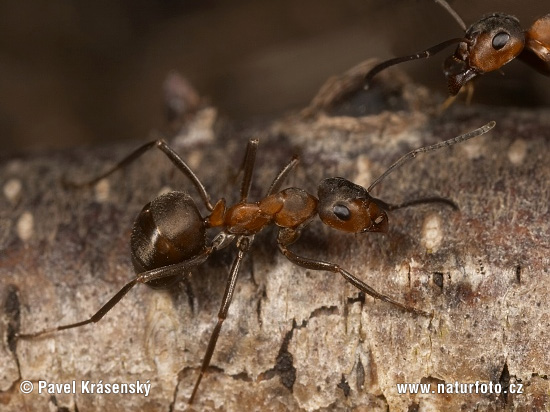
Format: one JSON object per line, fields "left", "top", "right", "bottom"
{"left": 65, "top": 139, "right": 214, "bottom": 211}
{"left": 189, "top": 236, "right": 252, "bottom": 404}
{"left": 237, "top": 138, "right": 299, "bottom": 200}
{"left": 239, "top": 139, "right": 259, "bottom": 202}
{"left": 266, "top": 155, "right": 299, "bottom": 196}
{"left": 277, "top": 243, "right": 429, "bottom": 317}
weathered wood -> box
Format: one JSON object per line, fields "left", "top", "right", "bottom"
{"left": 1, "top": 63, "right": 549, "bottom": 411}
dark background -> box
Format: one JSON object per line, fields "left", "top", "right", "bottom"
{"left": 1, "top": 0, "right": 548, "bottom": 152}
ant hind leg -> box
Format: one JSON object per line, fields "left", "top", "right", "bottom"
{"left": 64, "top": 138, "right": 214, "bottom": 211}
{"left": 17, "top": 247, "right": 214, "bottom": 339}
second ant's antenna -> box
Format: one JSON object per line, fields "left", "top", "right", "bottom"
{"left": 433, "top": 0, "right": 467, "bottom": 31}
{"left": 364, "top": 0, "right": 467, "bottom": 89}
{"left": 367, "top": 121, "right": 496, "bottom": 192}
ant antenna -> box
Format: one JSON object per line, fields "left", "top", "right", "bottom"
{"left": 433, "top": 0, "right": 466, "bottom": 31}
{"left": 367, "top": 121, "right": 495, "bottom": 192}
{"left": 364, "top": 37, "right": 465, "bottom": 88}
{"left": 364, "top": 0, "right": 468, "bottom": 89}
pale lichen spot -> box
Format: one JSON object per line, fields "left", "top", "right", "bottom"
{"left": 461, "top": 138, "right": 485, "bottom": 160}
{"left": 173, "top": 107, "right": 217, "bottom": 148}
{"left": 16, "top": 211, "right": 34, "bottom": 241}
{"left": 421, "top": 214, "right": 443, "bottom": 253}
{"left": 507, "top": 138, "right": 527, "bottom": 165}
{"left": 354, "top": 154, "right": 373, "bottom": 188}
{"left": 145, "top": 292, "right": 179, "bottom": 376}
{"left": 94, "top": 178, "right": 110, "bottom": 202}
{"left": 6, "top": 160, "right": 23, "bottom": 173}
{"left": 186, "top": 151, "right": 204, "bottom": 171}
{"left": 157, "top": 186, "right": 173, "bottom": 197}
{"left": 3, "top": 178, "right": 22, "bottom": 203}
{"left": 393, "top": 261, "right": 411, "bottom": 287}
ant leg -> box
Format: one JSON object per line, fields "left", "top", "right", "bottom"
{"left": 266, "top": 156, "right": 299, "bottom": 196}
{"left": 17, "top": 248, "right": 214, "bottom": 339}
{"left": 465, "top": 81, "right": 475, "bottom": 105}
{"left": 17, "top": 279, "right": 139, "bottom": 339}
{"left": 189, "top": 236, "right": 252, "bottom": 404}
{"left": 65, "top": 139, "right": 214, "bottom": 211}
{"left": 375, "top": 196, "right": 458, "bottom": 211}
{"left": 439, "top": 94, "right": 458, "bottom": 113}
{"left": 364, "top": 38, "right": 465, "bottom": 88}
{"left": 278, "top": 243, "right": 429, "bottom": 317}
{"left": 134, "top": 247, "right": 213, "bottom": 284}
{"left": 439, "top": 81, "right": 475, "bottom": 113}
{"left": 239, "top": 139, "right": 259, "bottom": 202}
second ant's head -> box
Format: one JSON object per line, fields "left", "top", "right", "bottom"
{"left": 444, "top": 13, "right": 525, "bottom": 95}
{"left": 317, "top": 177, "right": 388, "bottom": 234}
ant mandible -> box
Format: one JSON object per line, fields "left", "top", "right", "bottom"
{"left": 365, "top": 0, "right": 550, "bottom": 95}
{"left": 18, "top": 120, "right": 495, "bottom": 404}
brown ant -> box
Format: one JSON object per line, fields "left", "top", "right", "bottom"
{"left": 17, "top": 121, "right": 495, "bottom": 403}
{"left": 365, "top": 0, "right": 550, "bottom": 95}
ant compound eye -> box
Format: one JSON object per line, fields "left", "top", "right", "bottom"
{"left": 492, "top": 32, "right": 510, "bottom": 50}
{"left": 333, "top": 204, "right": 351, "bottom": 221}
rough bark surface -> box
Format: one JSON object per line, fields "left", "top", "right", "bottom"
{"left": 1, "top": 63, "right": 549, "bottom": 411}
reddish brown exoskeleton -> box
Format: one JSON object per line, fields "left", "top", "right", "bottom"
{"left": 365, "top": 0, "right": 550, "bottom": 95}
{"left": 18, "top": 121, "right": 495, "bottom": 403}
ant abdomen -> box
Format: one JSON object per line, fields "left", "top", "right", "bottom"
{"left": 130, "top": 191, "right": 206, "bottom": 288}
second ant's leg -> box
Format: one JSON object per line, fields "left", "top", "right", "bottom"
{"left": 66, "top": 139, "right": 214, "bottom": 211}
{"left": 18, "top": 248, "right": 214, "bottom": 339}
{"left": 278, "top": 243, "right": 429, "bottom": 317}
{"left": 189, "top": 236, "right": 251, "bottom": 404}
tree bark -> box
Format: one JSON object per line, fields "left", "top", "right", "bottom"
{"left": 1, "top": 62, "right": 549, "bottom": 411}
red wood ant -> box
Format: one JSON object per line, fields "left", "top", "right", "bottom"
{"left": 18, "top": 120, "right": 495, "bottom": 403}
{"left": 365, "top": 1, "right": 550, "bottom": 95}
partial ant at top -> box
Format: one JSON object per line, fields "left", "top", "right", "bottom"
{"left": 365, "top": 0, "right": 550, "bottom": 96}
{"left": 17, "top": 120, "right": 495, "bottom": 404}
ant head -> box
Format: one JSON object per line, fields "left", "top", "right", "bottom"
{"left": 444, "top": 13, "right": 525, "bottom": 95}
{"left": 317, "top": 177, "right": 388, "bottom": 234}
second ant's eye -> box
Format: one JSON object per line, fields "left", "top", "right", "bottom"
{"left": 492, "top": 32, "right": 510, "bottom": 50}
{"left": 333, "top": 204, "right": 351, "bottom": 221}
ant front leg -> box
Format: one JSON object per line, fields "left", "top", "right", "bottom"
{"left": 277, "top": 230, "right": 429, "bottom": 317}
{"left": 17, "top": 248, "right": 214, "bottom": 339}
